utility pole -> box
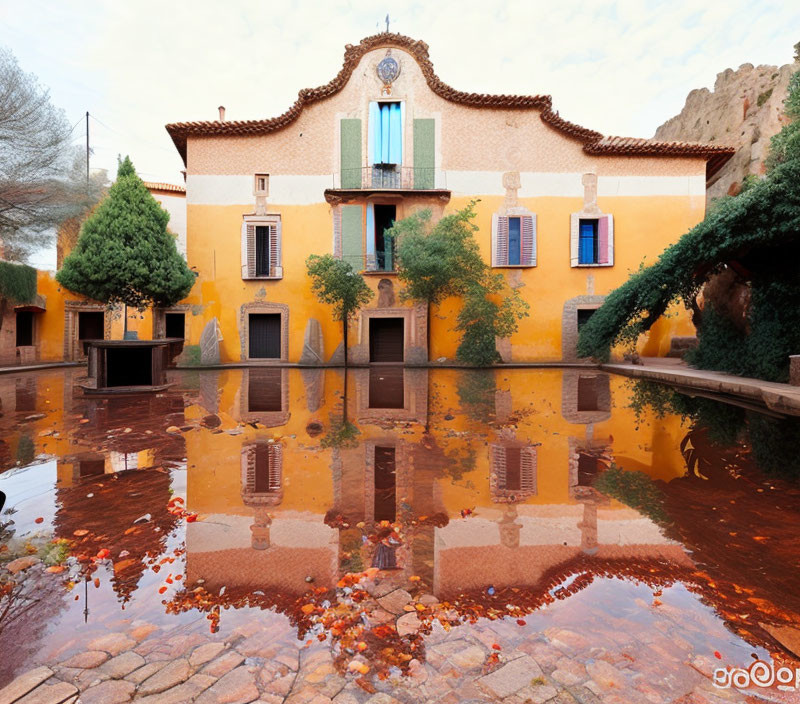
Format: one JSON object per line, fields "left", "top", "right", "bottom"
{"left": 85, "top": 111, "right": 90, "bottom": 189}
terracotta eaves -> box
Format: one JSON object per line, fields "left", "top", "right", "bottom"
{"left": 165, "top": 33, "right": 735, "bottom": 181}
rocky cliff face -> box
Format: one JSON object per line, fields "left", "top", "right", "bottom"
{"left": 655, "top": 60, "right": 798, "bottom": 201}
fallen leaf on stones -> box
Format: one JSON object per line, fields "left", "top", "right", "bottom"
{"left": 73, "top": 530, "right": 89, "bottom": 537}
{"left": 46, "top": 565, "right": 65, "bottom": 573}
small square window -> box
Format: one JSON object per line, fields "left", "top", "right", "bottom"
{"left": 254, "top": 174, "right": 269, "bottom": 196}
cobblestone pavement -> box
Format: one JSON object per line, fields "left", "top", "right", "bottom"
{"left": 0, "top": 580, "right": 787, "bottom": 704}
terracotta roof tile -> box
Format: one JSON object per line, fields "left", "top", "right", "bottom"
{"left": 165, "top": 33, "right": 735, "bottom": 181}
{"left": 143, "top": 181, "right": 186, "bottom": 194}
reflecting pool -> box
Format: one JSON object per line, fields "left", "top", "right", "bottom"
{"left": 1, "top": 367, "right": 799, "bottom": 703}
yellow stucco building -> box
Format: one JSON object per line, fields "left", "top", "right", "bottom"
{"left": 160, "top": 33, "right": 732, "bottom": 366}
{"left": 2, "top": 33, "right": 734, "bottom": 367}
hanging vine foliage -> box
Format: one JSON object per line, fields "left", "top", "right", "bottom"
{"left": 577, "top": 68, "right": 800, "bottom": 382}
{"left": 0, "top": 260, "right": 37, "bottom": 303}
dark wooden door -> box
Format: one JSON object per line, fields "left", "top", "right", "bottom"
{"left": 369, "top": 318, "right": 404, "bottom": 362}
{"left": 368, "top": 366, "right": 404, "bottom": 408}
{"left": 249, "top": 314, "right": 281, "bottom": 359}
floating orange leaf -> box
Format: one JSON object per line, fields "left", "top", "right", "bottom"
{"left": 34, "top": 517, "right": 44, "bottom": 524}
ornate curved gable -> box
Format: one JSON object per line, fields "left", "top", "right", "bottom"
{"left": 166, "top": 32, "right": 734, "bottom": 179}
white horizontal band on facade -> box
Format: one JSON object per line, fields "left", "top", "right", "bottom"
{"left": 186, "top": 172, "right": 706, "bottom": 206}
{"left": 448, "top": 172, "right": 707, "bottom": 198}
{"left": 186, "top": 174, "right": 334, "bottom": 206}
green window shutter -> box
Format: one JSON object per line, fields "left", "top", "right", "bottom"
{"left": 413, "top": 119, "right": 435, "bottom": 189}
{"left": 341, "top": 205, "right": 363, "bottom": 269}
{"left": 340, "top": 119, "right": 362, "bottom": 188}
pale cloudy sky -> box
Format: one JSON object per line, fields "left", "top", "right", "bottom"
{"left": 1, "top": 0, "right": 798, "bottom": 187}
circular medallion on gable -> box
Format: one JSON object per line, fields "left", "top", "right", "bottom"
{"left": 377, "top": 56, "right": 400, "bottom": 85}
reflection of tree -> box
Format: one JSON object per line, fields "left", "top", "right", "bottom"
{"left": 592, "top": 465, "right": 667, "bottom": 525}
{"left": 627, "top": 379, "right": 800, "bottom": 478}
{"left": 0, "top": 564, "right": 66, "bottom": 686}
{"left": 658, "top": 463, "right": 800, "bottom": 655}
{"left": 53, "top": 469, "right": 178, "bottom": 604}
{"left": 14, "top": 436, "right": 34, "bottom": 466}
{"left": 455, "top": 370, "right": 496, "bottom": 423}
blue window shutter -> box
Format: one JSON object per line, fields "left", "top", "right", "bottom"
{"left": 388, "top": 102, "right": 402, "bottom": 164}
{"left": 368, "top": 102, "right": 380, "bottom": 165}
{"left": 380, "top": 104, "right": 390, "bottom": 163}
{"left": 508, "top": 218, "right": 521, "bottom": 265}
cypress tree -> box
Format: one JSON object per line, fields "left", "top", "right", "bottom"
{"left": 57, "top": 156, "right": 195, "bottom": 317}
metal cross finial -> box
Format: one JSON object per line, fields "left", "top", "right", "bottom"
{"left": 385, "top": 14, "right": 390, "bottom": 32}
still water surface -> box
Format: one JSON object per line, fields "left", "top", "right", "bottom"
{"left": 1, "top": 367, "right": 799, "bottom": 699}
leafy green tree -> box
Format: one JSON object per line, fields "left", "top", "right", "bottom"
{"left": 390, "top": 200, "right": 528, "bottom": 365}
{"left": 57, "top": 157, "right": 195, "bottom": 333}
{"left": 306, "top": 254, "right": 374, "bottom": 367}
{"left": 456, "top": 275, "right": 529, "bottom": 365}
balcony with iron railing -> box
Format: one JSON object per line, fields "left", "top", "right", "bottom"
{"left": 327, "top": 165, "right": 449, "bottom": 194}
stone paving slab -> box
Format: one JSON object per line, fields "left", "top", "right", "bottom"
{"left": 602, "top": 361, "right": 800, "bottom": 415}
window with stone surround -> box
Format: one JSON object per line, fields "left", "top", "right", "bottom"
{"left": 490, "top": 444, "right": 537, "bottom": 502}
{"left": 492, "top": 214, "right": 536, "bottom": 267}
{"left": 570, "top": 214, "right": 613, "bottom": 267}
{"left": 241, "top": 441, "right": 283, "bottom": 499}
{"left": 241, "top": 215, "right": 282, "bottom": 280}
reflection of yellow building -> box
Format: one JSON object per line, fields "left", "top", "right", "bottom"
{"left": 174, "top": 367, "right": 691, "bottom": 600}
{"left": 5, "top": 33, "right": 733, "bottom": 367}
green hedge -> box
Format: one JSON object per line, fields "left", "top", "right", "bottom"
{"left": 0, "top": 261, "right": 37, "bottom": 303}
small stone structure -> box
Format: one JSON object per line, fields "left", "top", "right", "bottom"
{"left": 80, "top": 339, "right": 182, "bottom": 395}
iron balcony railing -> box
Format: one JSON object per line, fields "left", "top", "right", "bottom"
{"left": 335, "top": 165, "right": 446, "bottom": 190}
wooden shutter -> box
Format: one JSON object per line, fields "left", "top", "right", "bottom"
{"left": 388, "top": 103, "right": 402, "bottom": 164}
{"left": 341, "top": 205, "right": 363, "bottom": 269}
{"left": 340, "top": 119, "right": 362, "bottom": 188}
{"left": 269, "top": 223, "right": 282, "bottom": 277}
{"left": 491, "top": 444, "right": 507, "bottom": 489}
{"left": 521, "top": 215, "right": 536, "bottom": 266}
{"left": 498, "top": 216, "right": 509, "bottom": 266}
{"left": 241, "top": 444, "right": 256, "bottom": 491}
{"left": 368, "top": 102, "right": 380, "bottom": 165}
{"left": 267, "top": 443, "right": 282, "bottom": 492}
{"left": 598, "top": 214, "right": 613, "bottom": 265}
{"left": 245, "top": 223, "right": 256, "bottom": 278}
{"left": 520, "top": 447, "right": 537, "bottom": 494}
{"left": 413, "top": 119, "right": 435, "bottom": 189}
{"left": 569, "top": 213, "right": 580, "bottom": 267}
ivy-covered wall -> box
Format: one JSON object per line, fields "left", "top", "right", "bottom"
{"left": 0, "top": 261, "right": 37, "bottom": 303}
